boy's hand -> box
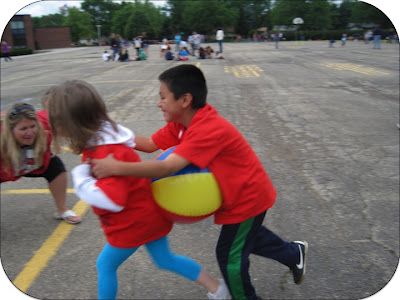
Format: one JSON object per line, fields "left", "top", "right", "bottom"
{"left": 91, "top": 154, "right": 118, "bottom": 178}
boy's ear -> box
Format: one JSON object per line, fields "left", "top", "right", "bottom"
{"left": 181, "top": 93, "right": 193, "bottom": 108}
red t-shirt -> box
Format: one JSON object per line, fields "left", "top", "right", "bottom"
{"left": 151, "top": 104, "right": 276, "bottom": 224}
{"left": 0, "top": 111, "right": 52, "bottom": 182}
{"left": 82, "top": 144, "right": 173, "bottom": 248}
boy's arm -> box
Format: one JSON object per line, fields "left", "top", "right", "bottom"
{"left": 134, "top": 135, "right": 158, "bottom": 153}
{"left": 91, "top": 153, "right": 190, "bottom": 179}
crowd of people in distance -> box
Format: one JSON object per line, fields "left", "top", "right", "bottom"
{"left": 159, "top": 30, "right": 225, "bottom": 61}
{"left": 102, "top": 30, "right": 226, "bottom": 63}
{"left": 102, "top": 33, "right": 148, "bottom": 62}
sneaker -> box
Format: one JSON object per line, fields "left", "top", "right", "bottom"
{"left": 291, "top": 241, "right": 308, "bottom": 284}
{"left": 207, "top": 279, "right": 230, "bottom": 300}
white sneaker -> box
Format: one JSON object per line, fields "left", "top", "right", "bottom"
{"left": 207, "top": 279, "right": 230, "bottom": 300}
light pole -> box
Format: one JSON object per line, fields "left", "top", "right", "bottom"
{"left": 96, "top": 24, "right": 102, "bottom": 45}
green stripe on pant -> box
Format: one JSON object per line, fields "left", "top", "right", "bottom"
{"left": 227, "top": 217, "right": 255, "bottom": 299}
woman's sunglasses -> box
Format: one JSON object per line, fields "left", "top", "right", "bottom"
{"left": 8, "top": 103, "right": 35, "bottom": 119}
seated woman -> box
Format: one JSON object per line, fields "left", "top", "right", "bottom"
{"left": 160, "top": 38, "right": 169, "bottom": 58}
{"left": 118, "top": 48, "right": 129, "bottom": 62}
{"left": 177, "top": 47, "right": 190, "bottom": 61}
{"left": 198, "top": 47, "right": 206, "bottom": 59}
{"left": 205, "top": 46, "right": 214, "bottom": 59}
{"left": 1, "top": 102, "right": 81, "bottom": 224}
{"left": 164, "top": 46, "right": 175, "bottom": 61}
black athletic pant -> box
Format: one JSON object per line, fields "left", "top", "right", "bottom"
{"left": 23, "top": 155, "right": 66, "bottom": 183}
{"left": 216, "top": 210, "right": 300, "bottom": 300}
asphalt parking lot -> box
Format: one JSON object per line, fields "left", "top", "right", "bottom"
{"left": 1, "top": 40, "right": 399, "bottom": 299}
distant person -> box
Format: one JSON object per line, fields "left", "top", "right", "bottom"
{"left": 205, "top": 46, "right": 214, "bottom": 59}
{"left": 198, "top": 47, "right": 206, "bottom": 59}
{"left": 133, "top": 36, "right": 142, "bottom": 57}
{"left": 216, "top": 28, "right": 224, "bottom": 54}
{"left": 273, "top": 33, "right": 281, "bottom": 49}
{"left": 110, "top": 33, "right": 120, "bottom": 61}
{"left": 373, "top": 27, "right": 382, "bottom": 49}
{"left": 329, "top": 37, "right": 335, "bottom": 48}
{"left": 1, "top": 40, "right": 12, "bottom": 62}
{"left": 188, "top": 33, "right": 195, "bottom": 55}
{"left": 164, "top": 46, "right": 174, "bottom": 60}
{"left": 102, "top": 50, "right": 111, "bottom": 62}
{"left": 192, "top": 32, "right": 202, "bottom": 56}
{"left": 364, "top": 30, "right": 373, "bottom": 44}
{"left": 142, "top": 37, "right": 149, "bottom": 57}
{"left": 341, "top": 33, "right": 347, "bottom": 46}
{"left": 177, "top": 47, "right": 190, "bottom": 61}
{"left": 118, "top": 48, "right": 129, "bottom": 62}
{"left": 137, "top": 48, "right": 147, "bottom": 61}
{"left": 174, "top": 32, "right": 182, "bottom": 53}
{"left": 111, "top": 44, "right": 119, "bottom": 61}
{"left": 160, "top": 38, "right": 169, "bottom": 57}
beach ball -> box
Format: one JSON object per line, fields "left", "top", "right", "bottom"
{"left": 151, "top": 147, "right": 222, "bottom": 223}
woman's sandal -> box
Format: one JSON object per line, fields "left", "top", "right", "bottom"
{"left": 54, "top": 210, "right": 82, "bottom": 224}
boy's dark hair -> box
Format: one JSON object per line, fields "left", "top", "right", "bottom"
{"left": 158, "top": 64, "right": 207, "bottom": 109}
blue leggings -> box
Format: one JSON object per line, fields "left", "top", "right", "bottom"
{"left": 96, "top": 236, "right": 202, "bottom": 299}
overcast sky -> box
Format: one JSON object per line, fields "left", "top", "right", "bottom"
{"left": 17, "top": 0, "right": 166, "bottom": 17}
{"left": 18, "top": 1, "right": 81, "bottom": 16}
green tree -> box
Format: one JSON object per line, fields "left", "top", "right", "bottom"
{"left": 350, "top": 1, "right": 393, "bottom": 28}
{"left": 183, "top": 1, "right": 237, "bottom": 35}
{"left": 271, "top": 0, "right": 336, "bottom": 31}
{"left": 227, "top": 0, "right": 272, "bottom": 37}
{"left": 81, "top": 0, "right": 119, "bottom": 37}
{"left": 337, "top": 0, "right": 354, "bottom": 29}
{"left": 64, "top": 7, "right": 95, "bottom": 42}
{"left": 304, "top": 0, "right": 332, "bottom": 30}
{"left": 111, "top": 1, "right": 165, "bottom": 39}
{"left": 32, "top": 14, "right": 65, "bottom": 28}
{"left": 328, "top": 1, "right": 341, "bottom": 29}
{"left": 271, "top": 0, "right": 307, "bottom": 26}
{"left": 165, "top": 0, "right": 191, "bottom": 33}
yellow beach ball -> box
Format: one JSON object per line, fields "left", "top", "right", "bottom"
{"left": 151, "top": 147, "right": 222, "bottom": 223}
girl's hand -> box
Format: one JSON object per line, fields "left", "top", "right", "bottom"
{"left": 91, "top": 154, "right": 118, "bottom": 178}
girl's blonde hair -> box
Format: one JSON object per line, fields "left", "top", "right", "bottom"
{"left": 0, "top": 103, "right": 47, "bottom": 173}
{"left": 47, "top": 80, "right": 117, "bottom": 154}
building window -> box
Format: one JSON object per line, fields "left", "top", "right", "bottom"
{"left": 11, "top": 20, "right": 27, "bottom": 48}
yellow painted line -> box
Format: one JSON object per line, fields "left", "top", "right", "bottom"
{"left": 12, "top": 200, "right": 90, "bottom": 292}
{"left": 2, "top": 188, "right": 75, "bottom": 195}
{"left": 249, "top": 69, "right": 260, "bottom": 77}
{"left": 225, "top": 65, "right": 263, "bottom": 78}
{"left": 322, "top": 63, "right": 389, "bottom": 76}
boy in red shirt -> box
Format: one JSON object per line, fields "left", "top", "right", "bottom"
{"left": 92, "top": 64, "right": 308, "bottom": 300}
